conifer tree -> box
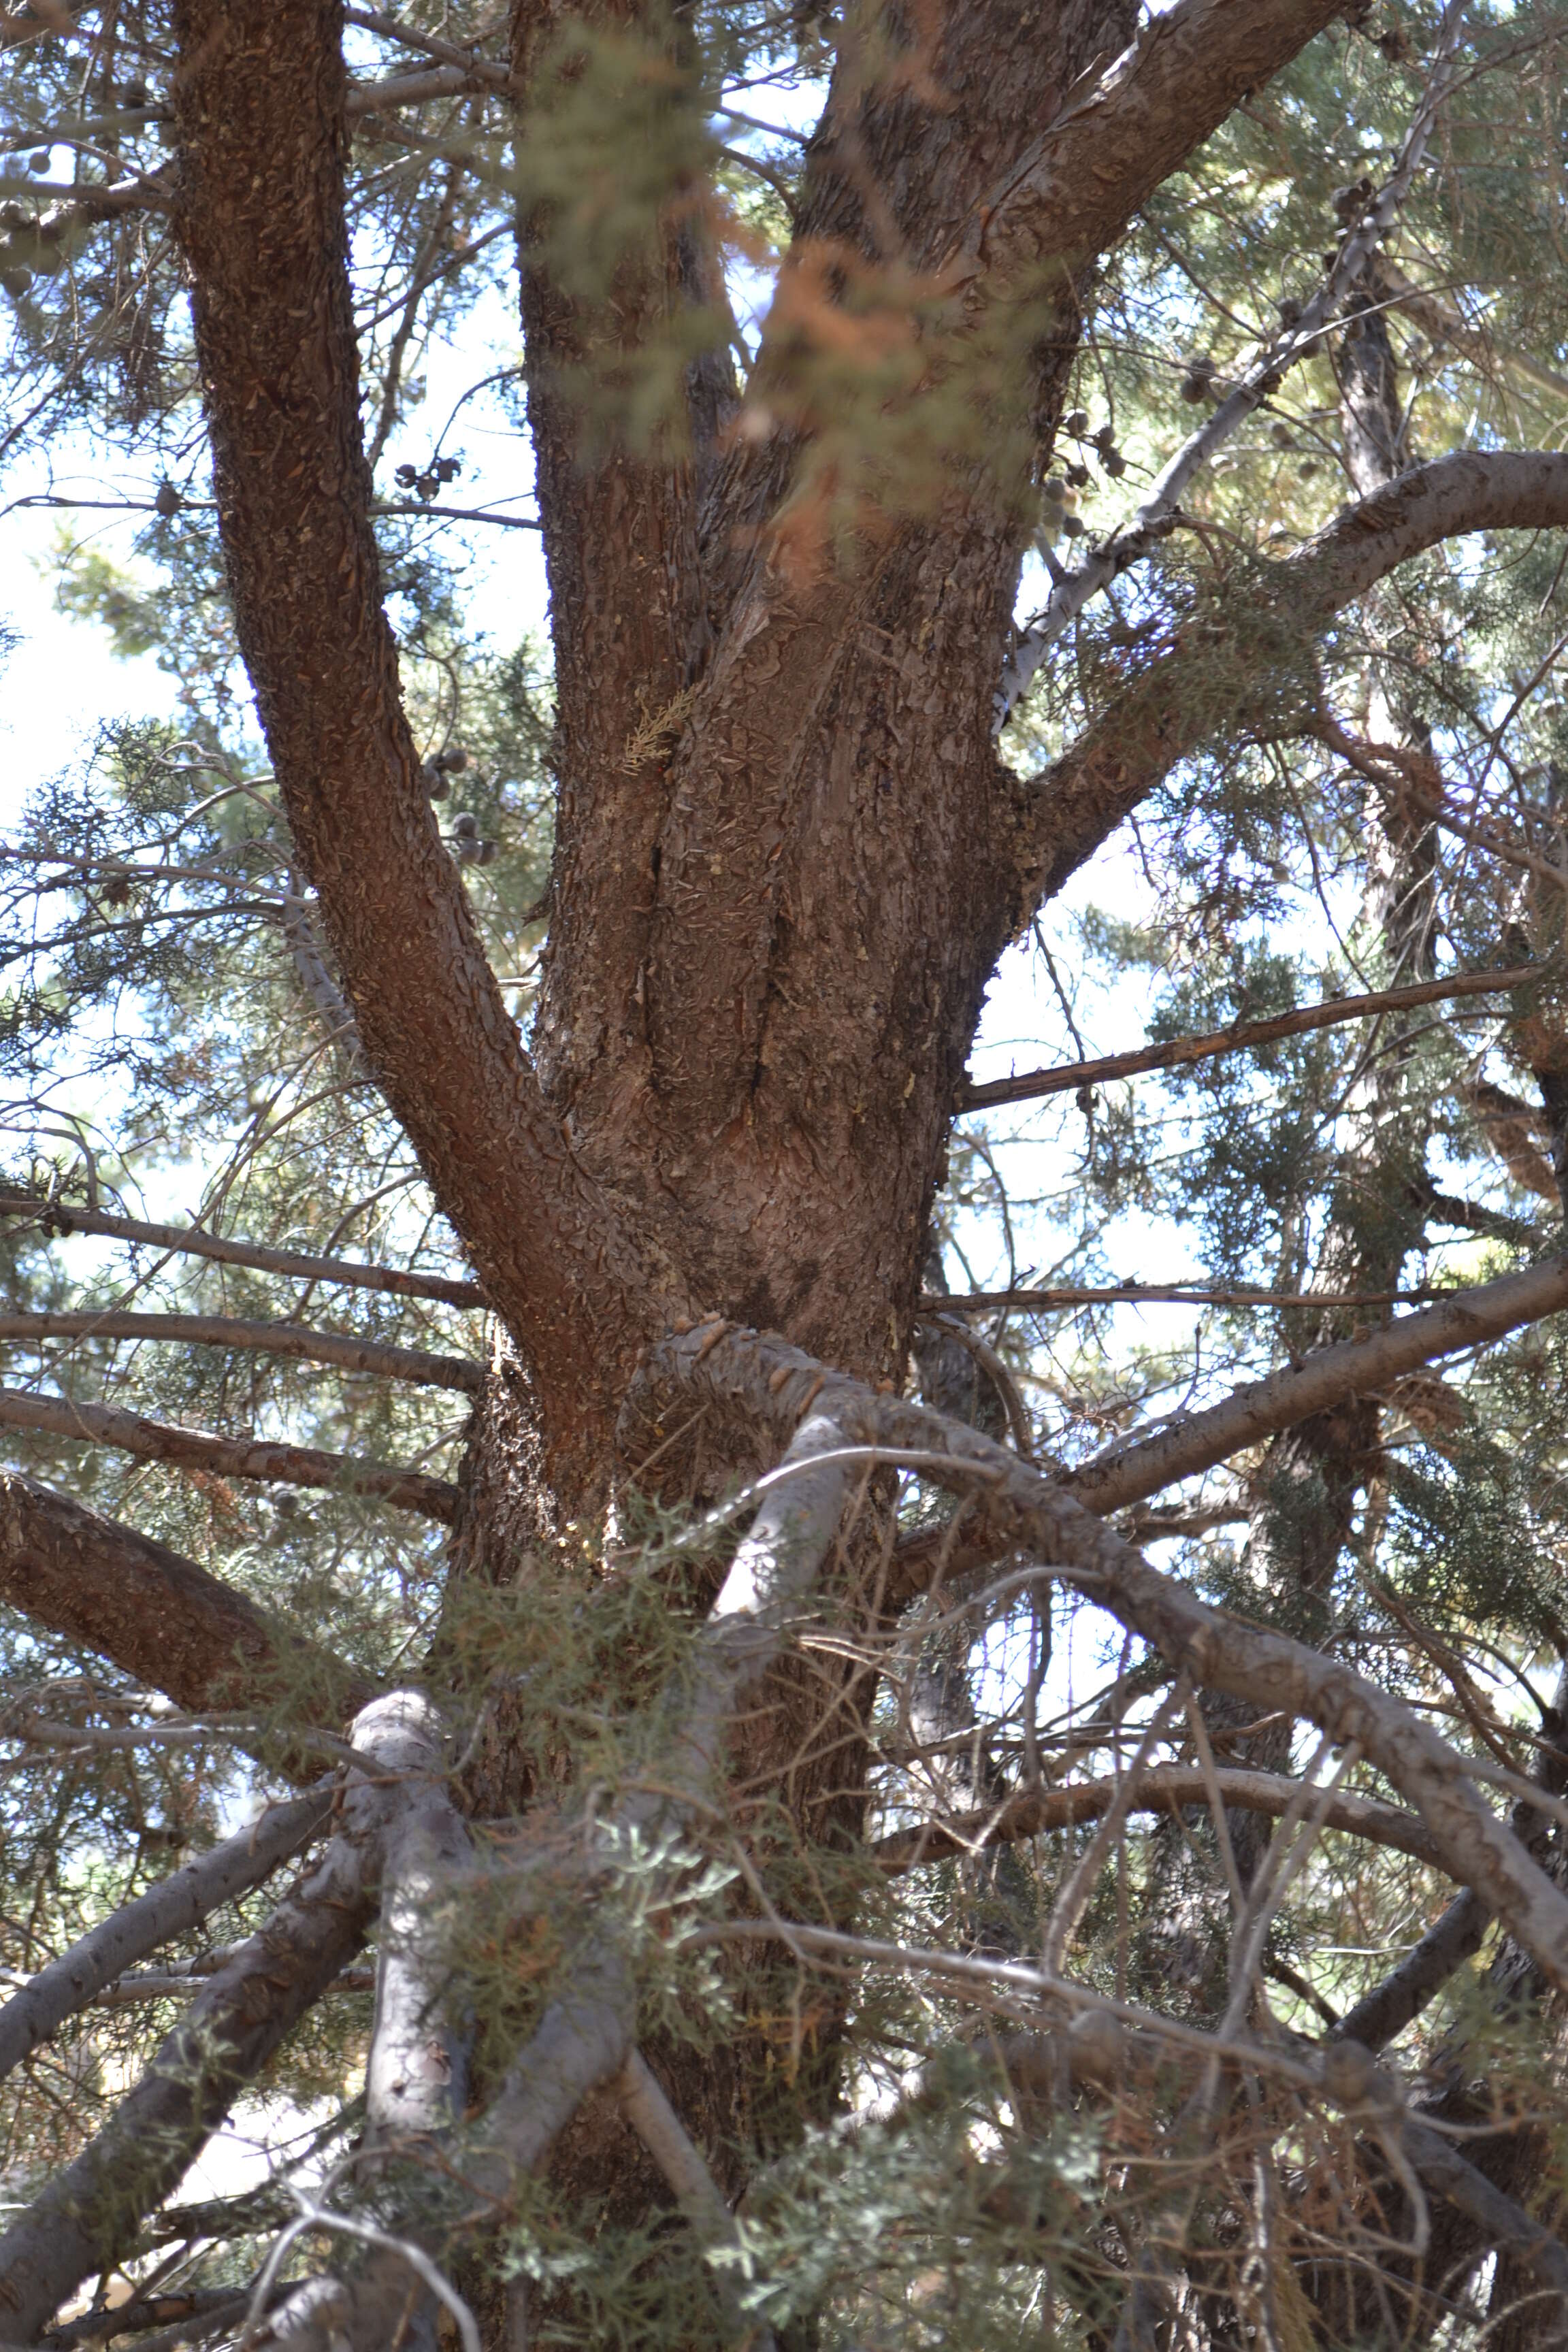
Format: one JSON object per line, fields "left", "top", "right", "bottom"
{"left": 3, "top": 0, "right": 1568, "bottom": 2343}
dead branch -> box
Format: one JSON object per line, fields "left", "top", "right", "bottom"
{"left": 0, "top": 1311, "right": 480, "bottom": 1390}
{"left": 873, "top": 1763, "right": 1440, "bottom": 1873}
{"left": 0, "top": 1784, "right": 335, "bottom": 2079}
{"left": 0, "top": 1390, "right": 460, "bottom": 1519}
{"left": 646, "top": 1321, "right": 1568, "bottom": 1994}
{"left": 0, "top": 1694, "right": 440, "bottom": 2339}
{"left": 0, "top": 1190, "right": 486, "bottom": 1308}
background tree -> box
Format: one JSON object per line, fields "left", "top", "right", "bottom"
{"left": 3, "top": 0, "right": 1568, "bottom": 2343}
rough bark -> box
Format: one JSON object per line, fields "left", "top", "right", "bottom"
{"left": 170, "top": 0, "right": 679, "bottom": 1490}
{"left": 0, "top": 1471, "right": 376, "bottom": 1732}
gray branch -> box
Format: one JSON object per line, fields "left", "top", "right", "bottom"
{"left": 646, "top": 1322, "right": 1568, "bottom": 2002}
{"left": 362, "top": 1693, "right": 474, "bottom": 2146}
{"left": 0, "top": 1785, "right": 333, "bottom": 2081}
{"left": 0, "top": 1696, "right": 447, "bottom": 2340}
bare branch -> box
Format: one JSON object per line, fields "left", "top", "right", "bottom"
{"left": 1026, "top": 450, "right": 1568, "bottom": 910}
{"left": 0, "top": 1190, "right": 486, "bottom": 1308}
{"left": 361, "top": 1693, "right": 473, "bottom": 2146}
{"left": 617, "top": 2052, "right": 773, "bottom": 2349}
{"left": 0, "top": 1311, "right": 480, "bottom": 1390}
{"left": 0, "top": 1695, "right": 440, "bottom": 2339}
{"left": 1332, "top": 1889, "right": 1490, "bottom": 2052}
{"left": 873, "top": 1763, "right": 1441, "bottom": 1874}
{"left": 0, "top": 1786, "right": 335, "bottom": 2081}
{"left": 960, "top": 962, "right": 1544, "bottom": 1113}
{"left": 1402, "top": 2116, "right": 1568, "bottom": 2306}
{"left": 647, "top": 1322, "right": 1568, "bottom": 1995}
{"left": 0, "top": 1471, "right": 377, "bottom": 1729}
{"left": 1372, "top": 252, "right": 1568, "bottom": 411}
{"left": 0, "top": 1390, "right": 460, "bottom": 1520}
{"left": 1063, "top": 1251, "right": 1568, "bottom": 1516}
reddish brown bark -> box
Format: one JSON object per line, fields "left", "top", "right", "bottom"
{"left": 150, "top": 0, "right": 1568, "bottom": 2335}
{"left": 171, "top": 0, "right": 683, "bottom": 1493}
{"left": 0, "top": 1471, "right": 375, "bottom": 1733}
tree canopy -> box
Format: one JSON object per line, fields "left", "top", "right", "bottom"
{"left": 3, "top": 0, "right": 1568, "bottom": 2344}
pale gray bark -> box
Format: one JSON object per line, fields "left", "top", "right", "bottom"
{"left": 361, "top": 1693, "right": 474, "bottom": 2145}
{"left": 0, "top": 1784, "right": 334, "bottom": 2081}
{"left": 0, "top": 1696, "right": 453, "bottom": 2341}
{"left": 872, "top": 1762, "right": 1439, "bottom": 1874}
{"left": 650, "top": 1323, "right": 1568, "bottom": 1996}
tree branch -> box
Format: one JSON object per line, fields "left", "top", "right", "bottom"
{"left": 1025, "top": 451, "right": 1568, "bottom": 910}
{"left": 873, "top": 1763, "right": 1441, "bottom": 1873}
{"left": 361, "top": 1693, "right": 472, "bottom": 2148}
{"left": 994, "top": 0, "right": 1466, "bottom": 715}
{"left": 0, "top": 1311, "right": 480, "bottom": 1390}
{"left": 0, "top": 1390, "right": 460, "bottom": 1520}
{"left": 169, "top": 0, "right": 678, "bottom": 1475}
{"left": 940, "top": 0, "right": 1352, "bottom": 305}
{"left": 0, "top": 1190, "right": 486, "bottom": 1308}
{"left": 0, "top": 1694, "right": 439, "bottom": 2340}
{"left": 0, "top": 1785, "right": 336, "bottom": 2080}
{"left": 0, "top": 1471, "right": 377, "bottom": 1729}
{"left": 642, "top": 1322, "right": 1568, "bottom": 1997}
{"left": 1062, "top": 1250, "right": 1568, "bottom": 1517}
{"left": 960, "top": 963, "right": 1544, "bottom": 1112}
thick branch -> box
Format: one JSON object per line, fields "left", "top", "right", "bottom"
{"left": 1027, "top": 451, "right": 1568, "bottom": 908}
{"left": 0, "top": 1785, "right": 334, "bottom": 2080}
{"left": 0, "top": 1696, "right": 436, "bottom": 2340}
{"left": 941, "top": 0, "right": 1350, "bottom": 303}
{"left": 873, "top": 1764, "right": 1441, "bottom": 1873}
{"left": 1062, "top": 1251, "right": 1568, "bottom": 1516}
{"left": 170, "top": 0, "right": 676, "bottom": 1472}
{"left": 961, "top": 964, "right": 1542, "bottom": 1113}
{"left": 0, "top": 1471, "right": 376, "bottom": 1728}
{"left": 0, "top": 1192, "right": 486, "bottom": 1308}
{"left": 647, "top": 1322, "right": 1568, "bottom": 1996}
{"left": 0, "top": 1390, "right": 459, "bottom": 1520}
{"left": 1332, "top": 1889, "right": 1490, "bottom": 2052}
{"left": 0, "top": 1311, "right": 480, "bottom": 1390}
{"left": 362, "top": 1693, "right": 472, "bottom": 2146}
{"left": 1403, "top": 2117, "right": 1568, "bottom": 2305}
